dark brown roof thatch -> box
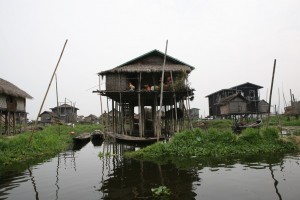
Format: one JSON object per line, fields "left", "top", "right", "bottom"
{"left": 0, "top": 78, "right": 33, "bottom": 99}
{"left": 98, "top": 49, "right": 195, "bottom": 75}
{"left": 219, "top": 93, "right": 248, "bottom": 105}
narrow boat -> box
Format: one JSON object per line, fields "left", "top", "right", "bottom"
{"left": 72, "top": 132, "right": 91, "bottom": 143}
{"left": 91, "top": 130, "right": 104, "bottom": 146}
{"left": 105, "top": 132, "right": 165, "bottom": 144}
{"left": 232, "top": 119, "right": 262, "bottom": 133}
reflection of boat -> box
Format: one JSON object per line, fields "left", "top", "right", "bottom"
{"left": 72, "top": 141, "right": 89, "bottom": 151}
{"left": 72, "top": 132, "right": 91, "bottom": 143}
{"left": 91, "top": 130, "right": 104, "bottom": 146}
{"left": 233, "top": 119, "right": 262, "bottom": 133}
{"left": 106, "top": 132, "right": 164, "bottom": 144}
{"left": 91, "top": 138, "right": 103, "bottom": 146}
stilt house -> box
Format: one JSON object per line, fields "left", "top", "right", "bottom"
{"left": 96, "top": 49, "right": 195, "bottom": 137}
{"left": 50, "top": 103, "right": 78, "bottom": 123}
{"left": 0, "top": 78, "right": 32, "bottom": 135}
{"left": 206, "top": 82, "right": 268, "bottom": 118}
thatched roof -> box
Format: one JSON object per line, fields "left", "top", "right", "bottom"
{"left": 0, "top": 78, "right": 33, "bottom": 99}
{"left": 98, "top": 49, "right": 195, "bottom": 75}
{"left": 219, "top": 93, "right": 248, "bottom": 105}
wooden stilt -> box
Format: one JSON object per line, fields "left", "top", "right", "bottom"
{"left": 98, "top": 75, "right": 104, "bottom": 126}
{"left": 170, "top": 71, "right": 179, "bottom": 132}
{"left": 138, "top": 72, "right": 142, "bottom": 137}
{"left": 152, "top": 95, "right": 157, "bottom": 136}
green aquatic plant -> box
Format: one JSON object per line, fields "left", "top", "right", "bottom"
{"left": 151, "top": 186, "right": 171, "bottom": 200}
{"left": 125, "top": 127, "right": 298, "bottom": 163}
{"left": 0, "top": 124, "right": 102, "bottom": 166}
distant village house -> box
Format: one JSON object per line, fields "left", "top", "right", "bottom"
{"left": 206, "top": 82, "right": 269, "bottom": 118}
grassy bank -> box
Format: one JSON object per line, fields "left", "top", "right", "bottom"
{"left": 125, "top": 127, "right": 298, "bottom": 163}
{"left": 193, "top": 116, "right": 300, "bottom": 129}
{"left": 0, "top": 124, "right": 100, "bottom": 166}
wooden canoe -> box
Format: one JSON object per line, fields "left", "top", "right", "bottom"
{"left": 73, "top": 132, "right": 91, "bottom": 143}
{"left": 105, "top": 132, "right": 164, "bottom": 144}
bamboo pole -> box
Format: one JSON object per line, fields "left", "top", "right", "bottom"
{"left": 170, "top": 70, "right": 179, "bottom": 132}
{"left": 266, "top": 59, "right": 276, "bottom": 128}
{"left": 29, "top": 39, "right": 68, "bottom": 144}
{"left": 55, "top": 74, "right": 59, "bottom": 118}
{"left": 157, "top": 40, "right": 168, "bottom": 140}
{"left": 98, "top": 75, "right": 104, "bottom": 127}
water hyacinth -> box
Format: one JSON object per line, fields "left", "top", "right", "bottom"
{"left": 125, "top": 127, "right": 298, "bottom": 162}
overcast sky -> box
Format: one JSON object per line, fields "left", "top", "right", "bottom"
{"left": 1, "top": 0, "right": 300, "bottom": 119}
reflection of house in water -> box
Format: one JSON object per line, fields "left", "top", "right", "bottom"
{"left": 0, "top": 78, "right": 32, "bottom": 135}
{"left": 95, "top": 49, "right": 195, "bottom": 137}
{"left": 99, "top": 142, "right": 198, "bottom": 199}
{"left": 206, "top": 82, "right": 269, "bottom": 118}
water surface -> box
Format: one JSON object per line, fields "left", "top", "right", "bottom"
{"left": 0, "top": 140, "right": 299, "bottom": 200}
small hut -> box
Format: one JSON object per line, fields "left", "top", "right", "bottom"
{"left": 219, "top": 93, "right": 248, "bottom": 116}
{"left": 39, "top": 111, "right": 58, "bottom": 125}
{"left": 95, "top": 49, "right": 195, "bottom": 138}
{"left": 206, "top": 82, "right": 267, "bottom": 118}
{"left": 0, "top": 78, "right": 32, "bottom": 135}
{"left": 284, "top": 91, "right": 300, "bottom": 117}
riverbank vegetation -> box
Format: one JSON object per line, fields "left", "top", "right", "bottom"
{"left": 193, "top": 115, "right": 300, "bottom": 129}
{"left": 125, "top": 127, "right": 299, "bottom": 164}
{"left": 0, "top": 124, "right": 100, "bottom": 166}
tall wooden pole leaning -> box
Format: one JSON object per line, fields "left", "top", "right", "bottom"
{"left": 157, "top": 40, "right": 168, "bottom": 141}
{"left": 29, "top": 39, "right": 68, "bottom": 144}
{"left": 55, "top": 73, "right": 61, "bottom": 135}
{"left": 266, "top": 59, "right": 276, "bottom": 128}
{"left": 55, "top": 74, "right": 59, "bottom": 118}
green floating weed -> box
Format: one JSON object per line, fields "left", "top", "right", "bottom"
{"left": 151, "top": 185, "right": 171, "bottom": 199}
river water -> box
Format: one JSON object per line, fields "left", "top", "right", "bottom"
{"left": 0, "top": 139, "right": 300, "bottom": 200}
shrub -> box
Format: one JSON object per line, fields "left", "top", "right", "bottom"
{"left": 238, "top": 128, "right": 261, "bottom": 144}
{"left": 261, "top": 127, "right": 279, "bottom": 140}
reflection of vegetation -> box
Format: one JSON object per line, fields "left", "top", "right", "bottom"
{"left": 0, "top": 124, "right": 101, "bottom": 166}
{"left": 125, "top": 127, "right": 298, "bottom": 166}
{"left": 151, "top": 186, "right": 171, "bottom": 200}
{"left": 98, "top": 152, "right": 119, "bottom": 158}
